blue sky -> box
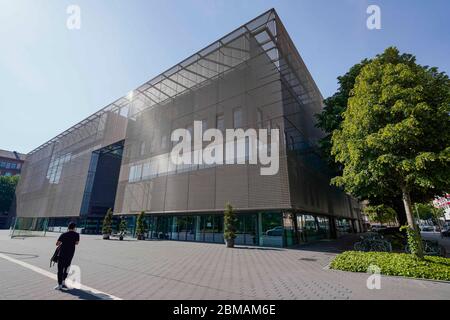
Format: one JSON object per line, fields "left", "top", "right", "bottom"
{"left": 1, "top": 0, "right": 449, "bottom": 153}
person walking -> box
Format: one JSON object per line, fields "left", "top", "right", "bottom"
{"left": 54, "top": 222, "right": 80, "bottom": 290}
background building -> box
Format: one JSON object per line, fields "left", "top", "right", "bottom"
{"left": 14, "top": 9, "right": 363, "bottom": 246}
{"left": 0, "top": 149, "right": 26, "bottom": 176}
{"left": 0, "top": 149, "right": 25, "bottom": 229}
{"left": 433, "top": 194, "right": 450, "bottom": 222}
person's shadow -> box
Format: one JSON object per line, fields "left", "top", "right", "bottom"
{"left": 61, "top": 288, "right": 115, "bottom": 300}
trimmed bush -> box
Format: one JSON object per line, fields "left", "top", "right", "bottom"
{"left": 330, "top": 251, "right": 450, "bottom": 281}
{"left": 224, "top": 203, "right": 237, "bottom": 248}
{"left": 102, "top": 208, "right": 113, "bottom": 239}
{"left": 136, "top": 211, "right": 147, "bottom": 240}
{"left": 354, "top": 239, "right": 392, "bottom": 252}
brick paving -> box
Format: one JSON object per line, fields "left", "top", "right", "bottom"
{"left": 0, "top": 230, "right": 449, "bottom": 300}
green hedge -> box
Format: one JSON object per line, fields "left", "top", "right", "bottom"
{"left": 330, "top": 251, "right": 450, "bottom": 281}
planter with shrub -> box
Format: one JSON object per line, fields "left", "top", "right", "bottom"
{"left": 102, "top": 208, "right": 113, "bottom": 240}
{"left": 135, "top": 211, "right": 147, "bottom": 240}
{"left": 353, "top": 233, "right": 392, "bottom": 252}
{"left": 224, "top": 203, "right": 237, "bottom": 248}
{"left": 118, "top": 217, "right": 128, "bottom": 241}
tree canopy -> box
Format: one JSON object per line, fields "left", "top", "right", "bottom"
{"left": 414, "top": 203, "right": 445, "bottom": 223}
{"left": 315, "top": 59, "right": 370, "bottom": 173}
{"left": 331, "top": 47, "right": 450, "bottom": 203}
{"left": 364, "top": 204, "right": 397, "bottom": 225}
{"left": 330, "top": 47, "right": 450, "bottom": 257}
{"left": 0, "top": 175, "right": 19, "bottom": 213}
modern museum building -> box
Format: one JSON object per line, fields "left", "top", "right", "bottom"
{"left": 14, "top": 9, "right": 363, "bottom": 247}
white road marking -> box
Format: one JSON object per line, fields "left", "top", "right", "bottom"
{"left": 0, "top": 252, "right": 122, "bottom": 300}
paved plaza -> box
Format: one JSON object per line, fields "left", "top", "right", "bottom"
{"left": 0, "top": 230, "right": 448, "bottom": 300}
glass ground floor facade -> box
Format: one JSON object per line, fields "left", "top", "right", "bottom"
{"left": 143, "top": 211, "right": 359, "bottom": 248}
{"left": 15, "top": 211, "right": 359, "bottom": 248}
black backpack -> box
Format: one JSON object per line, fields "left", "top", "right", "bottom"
{"left": 50, "top": 246, "right": 61, "bottom": 267}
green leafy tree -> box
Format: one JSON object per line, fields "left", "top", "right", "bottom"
{"left": 331, "top": 47, "right": 450, "bottom": 258}
{"left": 315, "top": 51, "right": 445, "bottom": 226}
{"left": 101, "top": 208, "right": 113, "bottom": 237}
{"left": 0, "top": 175, "right": 19, "bottom": 213}
{"left": 316, "top": 59, "right": 370, "bottom": 172}
{"left": 317, "top": 61, "right": 408, "bottom": 222}
{"left": 414, "top": 203, "right": 445, "bottom": 224}
{"left": 224, "top": 203, "right": 237, "bottom": 247}
{"left": 364, "top": 204, "right": 397, "bottom": 225}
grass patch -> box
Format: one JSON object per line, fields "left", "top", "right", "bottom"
{"left": 330, "top": 251, "right": 450, "bottom": 281}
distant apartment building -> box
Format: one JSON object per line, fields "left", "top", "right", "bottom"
{"left": 433, "top": 194, "right": 450, "bottom": 221}
{"left": 0, "top": 149, "right": 26, "bottom": 176}
{"left": 0, "top": 149, "right": 25, "bottom": 228}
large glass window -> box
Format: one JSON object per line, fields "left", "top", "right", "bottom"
{"left": 186, "top": 216, "right": 196, "bottom": 241}
{"left": 259, "top": 212, "right": 283, "bottom": 247}
{"left": 213, "top": 215, "right": 224, "bottom": 244}
{"left": 216, "top": 114, "right": 224, "bottom": 132}
{"left": 336, "top": 218, "right": 352, "bottom": 236}
{"left": 140, "top": 141, "right": 146, "bottom": 155}
{"left": 233, "top": 107, "right": 243, "bottom": 128}
{"left": 235, "top": 215, "right": 246, "bottom": 245}
{"left": 154, "top": 216, "right": 170, "bottom": 240}
{"left": 46, "top": 153, "right": 72, "bottom": 184}
{"left": 128, "top": 164, "right": 142, "bottom": 182}
{"left": 161, "top": 135, "right": 168, "bottom": 149}
{"left": 202, "top": 119, "right": 208, "bottom": 132}
{"left": 201, "top": 215, "right": 214, "bottom": 242}
{"left": 317, "top": 216, "right": 330, "bottom": 239}
{"left": 177, "top": 216, "right": 188, "bottom": 241}
{"left": 257, "top": 109, "right": 263, "bottom": 128}
{"left": 296, "top": 214, "right": 331, "bottom": 244}
{"left": 235, "top": 214, "right": 258, "bottom": 246}
{"left": 142, "top": 159, "right": 158, "bottom": 180}
{"left": 146, "top": 214, "right": 257, "bottom": 246}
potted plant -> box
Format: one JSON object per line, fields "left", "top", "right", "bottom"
{"left": 101, "top": 208, "right": 113, "bottom": 240}
{"left": 118, "top": 217, "right": 127, "bottom": 241}
{"left": 224, "top": 203, "right": 237, "bottom": 248}
{"left": 136, "top": 211, "right": 147, "bottom": 240}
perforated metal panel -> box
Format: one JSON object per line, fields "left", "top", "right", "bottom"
{"left": 16, "top": 110, "right": 128, "bottom": 218}
{"left": 15, "top": 9, "right": 361, "bottom": 224}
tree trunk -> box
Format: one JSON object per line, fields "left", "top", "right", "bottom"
{"left": 392, "top": 198, "right": 407, "bottom": 226}
{"left": 401, "top": 186, "right": 424, "bottom": 258}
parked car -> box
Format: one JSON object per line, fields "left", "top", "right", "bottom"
{"left": 441, "top": 228, "right": 450, "bottom": 238}
{"left": 371, "top": 225, "right": 387, "bottom": 232}
{"left": 377, "top": 227, "right": 401, "bottom": 236}
{"left": 420, "top": 225, "right": 435, "bottom": 232}
{"left": 266, "top": 226, "right": 283, "bottom": 237}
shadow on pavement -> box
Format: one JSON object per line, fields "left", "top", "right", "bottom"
{"left": 233, "top": 246, "right": 284, "bottom": 251}
{"left": 61, "top": 288, "right": 112, "bottom": 300}
{"left": 0, "top": 251, "right": 39, "bottom": 259}
{"left": 289, "top": 234, "right": 361, "bottom": 254}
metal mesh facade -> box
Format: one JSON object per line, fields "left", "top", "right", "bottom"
{"left": 16, "top": 110, "right": 128, "bottom": 218}
{"left": 15, "top": 9, "right": 361, "bottom": 223}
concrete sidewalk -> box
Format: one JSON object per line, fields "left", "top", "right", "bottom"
{"left": 0, "top": 230, "right": 449, "bottom": 300}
